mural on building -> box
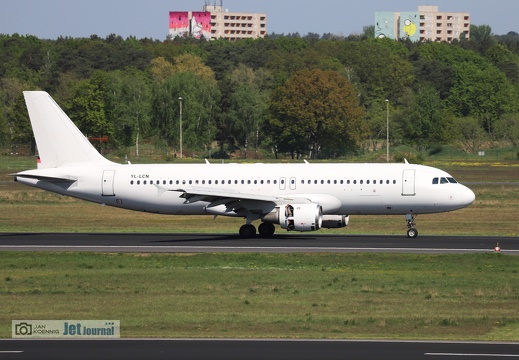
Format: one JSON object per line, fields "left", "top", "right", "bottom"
{"left": 191, "top": 11, "right": 212, "bottom": 40}
{"left": 375, "top": 12, "right": 396, "bottom": 39}
{"left": 400, "top": 12, "right": 419, "bottom": 41}
{"left": 169, "top": 12, "right": 189, "bottom": 38}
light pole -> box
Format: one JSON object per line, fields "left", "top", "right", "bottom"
{"left": 179, "top": 96, "right": 183, "bottom": 159}
{"left": 385, "top": 99, "right": 389, "bottom": 162}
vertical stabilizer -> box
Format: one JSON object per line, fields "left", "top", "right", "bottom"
{"left": 23, "top": 91, "right": 112, "bottom": 168}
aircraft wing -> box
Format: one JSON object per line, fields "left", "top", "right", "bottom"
{"left": 169, "top": 187, "right": 311, "bottom": 205}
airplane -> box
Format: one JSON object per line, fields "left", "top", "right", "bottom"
{"left": 14, "top": 91, "right": 475, "bottom": 238}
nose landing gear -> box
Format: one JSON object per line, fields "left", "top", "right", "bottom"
{"left": 406, "top": 213, "right": 418, "bottom": 238}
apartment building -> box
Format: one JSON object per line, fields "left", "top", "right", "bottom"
{"left": 169, "top": 2, "right": 267, "bottom": 41}
{"left": 375, "top": 5, "right": 470, "bottom": 42}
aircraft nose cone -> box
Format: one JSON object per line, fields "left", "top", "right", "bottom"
{"left": 460, "top": 185, "right": 476, "bottom": 206}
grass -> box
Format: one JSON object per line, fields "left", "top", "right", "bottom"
{"left": 1, "top": 155, "right": 519, "bottom": 341}
{"left": 0, "top": 252, "right": 517, "bottom": 340}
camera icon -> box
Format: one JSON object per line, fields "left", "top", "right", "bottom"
{"left": 15, "top": 322, "right": 32, "bottom": 336}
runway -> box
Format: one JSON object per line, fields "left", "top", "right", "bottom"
{"left": 0, "top": 233, "right": 518, "bottom": 254}
{"left": 1, "top": 339, "right": 518, "bottom": 360}
{"left": 1, "top": 233, "right": 517, "bottom": 359}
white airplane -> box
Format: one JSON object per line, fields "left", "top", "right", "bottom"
{"left": 15, "top": 91, "right": 475, "bottom": 238}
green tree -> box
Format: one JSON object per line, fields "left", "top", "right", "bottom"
{"left": 321, "top": 39, "right": 414, "bottom": 104}
{"left": 495, "top": 113, "right": 519, "bottom": 147}
{"left": 151, "top": 72, "right": 220, "bottom": 156}
{"left": 226, "top": 65, "right": 273, "bottom": 158}
{"left": 6, "top": 93, "right": 34, "bottom": 154}
{"left": 447, "top": 63, "right": 516, "bottom": 138}
{"left": 105, "top": 70, "right": 151, "bottom": 156}
{"left": 484, "top": 43, "right": 519, "bottom": 84}
{"left": 470, "top": 24, "right": 492, "bottom": 42}
{"left": 400, "top": 86, "right": 453, "bottom": 149}
{"left": 66, "top": 79, "right": 112, "bottom": 139}
{"left": 267, "top": 69, "right": 367, "bottom": 159}
{"left": 453, "top": 116, "right": 487, "bottom": 153}
{"left": 171, "top": 53, "right": 215, "bottom": 80}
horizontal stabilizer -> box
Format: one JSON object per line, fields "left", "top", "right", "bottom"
{"left": 14, "top": 173, "right": 77, "bottom": 184}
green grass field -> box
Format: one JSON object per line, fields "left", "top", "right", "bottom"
{"left": 0, "top": 155, "right": 518, "bottom": 340}
{"left": 0, "top": 252, "right": 518, "bottom": 340}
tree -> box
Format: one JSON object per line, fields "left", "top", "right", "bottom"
{"left": 150, "top": 57, "right": 176, "bottom": 82}
{"left": 322, "top": 39, "right": 414, "bottom": 104}
{"left": 363, "top": 25, "right": 375, "bottom": 39}
{"left": 1, "top": 77, "right": 32, "bottom": 152}
{"left": 470, "top": 24, "right": 492, "bottom": 42}
{"left": 453, "top": 116, "right": 487, "bottom": 153}
{"left": 447, "top": 63, "right": 516, "bottom": 138}
{"left": 171, "top": 53, "right": 215, "bottom": 80}
{"left": 151, "top": 72, "right": 220, "bottom": 156}
{"left": 66, "top": 79, "right": 112, "bottom": 139}
{"left": 267, "top": 69, "right": 367, "bottom": 159}
{"left": 105, "top": 70, "right": 151, "bottom": 156}
{"left": 226, "top": 65, "right": 273, "bottom": 158}
{"left": 495, "top": 113, "right": 519, "bottom": 147}
{"left": 6, "top": 93, "right": 34, "bottom": 153}
{"left": 399, "top": 86, "right": 453, "bottom": 149}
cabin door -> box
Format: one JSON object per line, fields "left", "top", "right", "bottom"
{"left": 102, "top": 170, "right": 116, "bottom": 196}
{"left": 402, "top": 169, "right": 415, "bottom": 196}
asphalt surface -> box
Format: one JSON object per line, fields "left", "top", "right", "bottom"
{"left": 1, "top": 339, "right": 518, "bottom": 360}
{"left": 0, "top": 232, "right": 517, "bottom": 254}
{"left": 1, "top": 233, "right": 517, "bottom": 359}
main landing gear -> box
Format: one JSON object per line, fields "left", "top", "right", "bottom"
{"left": 239, "top": 224, "right": 256, "bottom": 238}
{"left": 406, "top": 213, "right": 418, "bottom": 238}
{"left": 239, "top": 222, "right": 276, "bottom": 238}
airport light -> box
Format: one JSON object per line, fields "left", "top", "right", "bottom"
{"left": 179, "top": 96, "right": 183, "bottom": 159}
{"left": 385, "top": 99, "right": 389, "bottom": 162}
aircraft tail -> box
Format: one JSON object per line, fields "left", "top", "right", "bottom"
{"left": 23, "top": 91, "right": 112, "bottom": 168}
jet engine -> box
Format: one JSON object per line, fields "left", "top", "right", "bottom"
{"left": 321, "top": 215, "right": 349, "bottom": 228}
{"left": 263, "top": 204, "right": 322, "bottom": 232}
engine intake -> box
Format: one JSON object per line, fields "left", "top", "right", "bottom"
{"left": 264, "top": 204, "right": 323, "bottom": 232}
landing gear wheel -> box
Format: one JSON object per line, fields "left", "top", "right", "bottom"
{"left": 258, "top": 222, "right": 275, "bottom": 237}
{"left": 407, "top": 228, "right": 418, "bottom": 238}
{"left": 405, "top": 213, "right": 418, "bottom": 238}
{"left": 239, "top": 224, "right": 256, "bottom": 238}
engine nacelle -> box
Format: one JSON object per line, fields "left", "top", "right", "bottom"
{"left": 274, "top": 204, "right": 323, "bottom": 232}
{"left": 321, "top": 215, "right": 349, "bottom": 228}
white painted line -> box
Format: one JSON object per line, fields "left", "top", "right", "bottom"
{"left": 0, "top": 245, "right": 518, "bottom": 253}
{"left": 0, "top": 351, "right": 23, "bottom": 353}
{"left": 426, "top": 353, "right": 519, "bottom": 357}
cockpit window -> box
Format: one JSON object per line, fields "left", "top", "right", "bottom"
{"left": 433, "top": 176, "right": 458, "bottom": 185}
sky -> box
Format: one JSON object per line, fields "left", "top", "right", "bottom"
{"left": 1, "top": 0, "right": 518, "bottom": 40}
